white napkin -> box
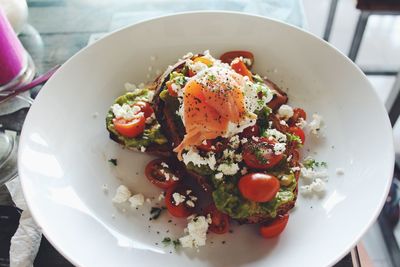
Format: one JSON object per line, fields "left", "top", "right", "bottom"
{"left": 6, "top": 178, "right": 42, "bottom": 267}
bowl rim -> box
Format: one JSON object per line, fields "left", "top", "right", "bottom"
{"left": 18, "top": 10, "right": 395, "bottom": 267}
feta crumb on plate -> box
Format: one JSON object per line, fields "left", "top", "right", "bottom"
{"left": 129, "top": 194, "right": 145, "bottom": 208}
{"left": 179, "top": 216, "right": 210, "bottom": 248}
{"left": 308, "top": 113, "right": 323, "bottom": 135}
{"left": 277, "top": 104, "right": 293, "bottom": 120}
{"left": 172, "top": 193, "right": 186, "bottom": 205}
{"left": 112, "top": 185, "right": 132, "bottom": 203}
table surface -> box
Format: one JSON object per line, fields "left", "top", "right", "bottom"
{"left": 0, "top": 0, "right": 355, "bottom": 266}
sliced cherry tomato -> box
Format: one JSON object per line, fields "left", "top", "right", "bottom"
{"left": 197, "top": 139, "right": 227, "bottom": 153}
{"left": 242, "top": 138, "right": 284, "bottom": 169}
{"left": 220, "top": 51, "right": 254, "bottom": 68}
{"left": 188, "top": 69, "right": 195, "bottom": 77}
{"left": 238, "top": 173, "right": 280, "bottom": 202}
{"left": 260, "top": 214, "right": 289, "bottom": 238}
{"left": 240, "top": 125, "right": 260, "bottom": 139}
{"left": 145, "top": 159, "right": 180, "bottom": 189}
{"left": 288, "top": 108, "right": 307, "bottom": 126}
{"left": 113, "top": 115, "right": 145, "bottom": 138}
{"left": 165, "top": 185, "right": 195, "bottom": 218}
{"left": 166, "top": 81, "right": 178, "bottom": 97}
{"left": 231, "top": 59, "right": 253, "bottom": 81}
{"left": 288, "top": 126, "right": 305, "bottom": 144}
{"left": 204, "top": 204, "right": 230, "bottom": 234}
{"left": 134, "top": 101, "right": 154, "bottom": 118}
{"left": 193, "top": 56, "right": 213, "bottom": 67}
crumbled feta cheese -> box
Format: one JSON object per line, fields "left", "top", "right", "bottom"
{"left": 112, "top": 185, "right": 132, "bottom": 203}
{"left": 186, "top": 190, "right": 192, "bottom": 194}
{"left": 172, "top": 193, "right": 186, "bottom": 205}
{"left": 241, "top": 167, "right": 248, "bottom": 175}
{"left": 145, "top": 113, "right": 155, "bottom": 124}
{"left": 309, "top": 113, "right": 323, "bottom": 135}
{"left": 301, "top": 178, "right": 326, "bottom": 194}
{"left": 278, "top": 105, "right": 294, "bottom": 120}
{"left": 189, "top": 61, "right": 208, "bottom": 73}
{"left": 300, "top": 167, "right": 328, "bottom": 181}
{"left": 215, "top": 172, "right": 223, "bottom": 180}
{"left": 242, "top": 57, "right": 252, "bottom": 66}
{"left": 160, "top": 168, "right": 179, "bottom": 181}
{"left": 111, "top": 103, "right": 143, "bottom": 120}
{"left": 158, "top": 192, "right": 165, "bottom": 201}
{"left": 129, "top": 193, "right": 145, "bottom": 208}
{"left": 273, "top": 143, "right": 286, "bottom": 155}
{"left": 161, "top": 162, "right": 169, "bottom": 168}
{"left": 140, "top": 146, "right": 146, "bottom": 152}
{"left": 252, "top": 136, "right": 259, "bottom": 142}
{"left": 241, "top": 138, "right": 248, "bottom": 144}
{"left": 287, "top": 155, "right": 293, "bottom": 162}
{"left": 280, "top": 120, "right": 287, "bottom": 126}
{"left": 336, "top": 168, "right": 345, "bottom": 175}
{"left": 265, "top": 129, "right": 287, "bottom": 142}
{"left": 179, "top": 216, "right": 209, "bottom": 248}
{"left": 217, "top": 163, "right": 240, "bottom": 176}
{"left": 291, "top": 166, "right": 301, "bottom": 172}
{"left": 186, "top": 200, "right": 195, "bottom": 207}
{"left": 182, "top": 148, "right": 217, "bottom": 170}
{"left": 189, "top": 195, "right": 198, "bottom": 201}
{"left": 182, "top": 52, "right": 194, "bottom": 59}
{"left": 202, "top": 140, "right": 208, "bottom": 145}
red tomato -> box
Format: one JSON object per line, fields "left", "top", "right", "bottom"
{"left": 240, "top": 125, "right": 260, "bottom": 139}
{"left": 288, "top": 126, "right": 305, "bottom": 144}
{"left": 166, "top": 81, "right": 178, "bottom": 97}
{"left": 220, "top": 51, "right": 254, "bottom": 68}
{"left": 260, "top": 214, "right": 289, "bottom": 238}
{"left": 197, "top": 139, "right": 227, "bottom": 153}
{"left": 113, "top": 115, "right": 145, "bottom": 138}
{"left": 231, "top": 59, "right": 253, "bottom": 81}
{"left": 134, "top": 101, "right": 154, "bottom": 118}
{"left": 204, "top": 204, "right": 230, "bottom": 234}
{"left": 165, "top": 185, "right": 195, "bottom": 218}
{"left": 289, "top": 108, "right": 307, "bottom": 126}
{"left": 145, "top": 159, "right": 179, "bottom": 189}
{"left": 238, "top": 173, "right": 280, "bottom": 202}
{"left": 242, "top": 138, "right": 284, "bottom": 169}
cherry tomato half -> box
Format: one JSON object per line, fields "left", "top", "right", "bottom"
{"left": 260, "top": 214, "right": 289, "bottom": 238}
{"left": 243, "top": 138, "right": 284, "bottom": 170}
{"left": 165, "top": 185, "right": 195, "bottom": 218}
{"left": 240, "top": 125, "right": 260, "bottom": 139}
{"left": 288, "top": 108, "right": 307, "bottom": 126}
{"left": 197, "top": 139, "right": 227, "bottom": 153}
{"left": 231, "top": 59, "right": 253, "bottom": 81}
{"left": 238, "top": 173, "right": 280, "bottom": 202}
{"left": 134, "top": 101, "right": 154, "bottom": 118}
{"left": 288, "top": 126, "right": 305, "bottom": 145}
{"left": 203, "top": 204, "right": 230, "bottom": 234}
{"left": 113, "top": 115, "right": 145, "bottom": 138}
{"left": 220, "top": 51, "right": 254, "bottom": 68}
{"left": 145, "top": 159, "right": 180, "bottom": 189}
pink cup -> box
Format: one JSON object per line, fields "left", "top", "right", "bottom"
{"left": 0, "top": 7, "right": 26, "bottom": 86}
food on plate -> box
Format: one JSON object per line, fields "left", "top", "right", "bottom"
{"left": 106, "top": 50, "right": 315, "bottom": 247}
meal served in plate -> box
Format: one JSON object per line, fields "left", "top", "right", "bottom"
{"left": 106, "top": 50, "right": 323, "bottom": 247}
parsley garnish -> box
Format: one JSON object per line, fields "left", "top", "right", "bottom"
{"left": 172, "top": 239, "right": 181, "bottom": 248}
{"left": 303, "top": 158, "right": 327, "bottom": 169}
{"left": 162, "top": 237, "right": 171, "bottom": 246}
{"left": 287, "top": 133, "right": 303, "bottom": 147}
{"left": 150, "top": 207, "right": 166, "bottom": 220}
{"left": 108, "top": 158, "right": 117, "bottom": 166}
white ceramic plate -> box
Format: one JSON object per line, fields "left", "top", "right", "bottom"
{"left": 19, "top": 12, "right": 394, "bottom": 267}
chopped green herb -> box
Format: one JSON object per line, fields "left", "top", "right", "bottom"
{"left": 287, "top": 133, "right": 303, "bottom": 147}
{"left": 150, "top": 207, "right": 166, "bottom": 220}
{"left": 208, "top": 74, "right": 216, "bottom": 81}
{"left": 162, "top": 237, "right": 171, "bottom": 246}
{"left": 108, "top": 158, "right": 117, "bottom": 166}
{"left": 303, "top": 158, "right": 327, "bottom": 169}
{"left": 172, "top": 239, "right": 181, "bottom": 248}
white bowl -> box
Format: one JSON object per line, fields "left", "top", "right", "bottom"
{"left": 19, "top": 12, "right": 394, "bottom": 267}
